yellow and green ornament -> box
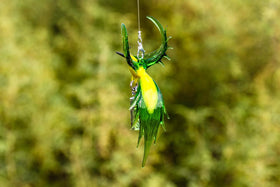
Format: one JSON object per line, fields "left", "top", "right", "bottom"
{"left": 117, "top": 16, "right": 171, "bottom": 167}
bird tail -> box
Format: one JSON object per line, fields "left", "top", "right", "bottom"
{"left": 142, "top": 138, "right": 153, "bottom": 167}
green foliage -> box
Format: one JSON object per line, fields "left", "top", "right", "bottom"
{"left": 0, "top": 0, "right": 280, "bottom": 186}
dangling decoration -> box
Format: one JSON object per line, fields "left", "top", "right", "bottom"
{"left": 116, "top": 16, "right": 171, "bottom": 167}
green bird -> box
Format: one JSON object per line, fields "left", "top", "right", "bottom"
{"left": 116, "top": 16, "right": 171, "bottom": 167}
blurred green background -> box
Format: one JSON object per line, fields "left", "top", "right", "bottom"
{"left": 1, "top": 0, "right": 280, "bottom": 186}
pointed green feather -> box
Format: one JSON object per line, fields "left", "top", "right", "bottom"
{"left": 144, "top": 16, "right": 170, "bottom": 68}
{"left": 121, "top": 24, "right": 134, "bottom": 68}
{"left": 132, "top": 81, "right": 167, "bottom": 167}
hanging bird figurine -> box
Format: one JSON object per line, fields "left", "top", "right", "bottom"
{"left": 116, "top": 16, "right": 171, "bottom": 167}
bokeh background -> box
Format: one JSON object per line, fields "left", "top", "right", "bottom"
{"left": 1, "top": 0, "right": 280, "bottom": 186}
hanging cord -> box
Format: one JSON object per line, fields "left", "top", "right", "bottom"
{"left": 137, "top": 0, "right": 145, "bottom": 60}
{"left": 129, "top": 0, "right": 143, "bottom": 128}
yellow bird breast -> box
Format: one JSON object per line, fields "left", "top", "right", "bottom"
{"left": 128, "top": 55, "right": 140, "bottom": 81}
{"left": 136, "top": 67, "right": 158, "bottom": 114}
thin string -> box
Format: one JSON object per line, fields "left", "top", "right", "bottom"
{"left": 137, "top": 0, "right": 145, "bottom": 60}
{"left": 137, "top": 0, "right": 141, "bottom": 32}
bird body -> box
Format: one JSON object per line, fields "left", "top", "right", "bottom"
{"left": 137, "top": 67, "right": 158, "bottom": 114}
